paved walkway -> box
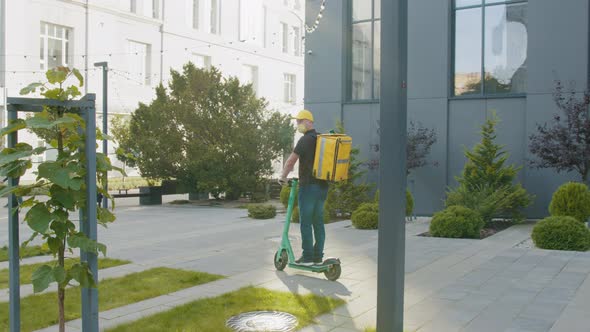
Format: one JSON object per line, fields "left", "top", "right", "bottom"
{"left": 0, "top": 197, "right": 588, "bottom": 332}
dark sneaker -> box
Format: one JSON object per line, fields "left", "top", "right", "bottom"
{"left": 313, "top": 258, "right": 323, "bottom": 265}
{"left": 295, "top": 257, "right": 314, "bottom": 266}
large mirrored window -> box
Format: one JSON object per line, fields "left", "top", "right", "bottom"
{"left": 453, "top": 0, "right": 528, "bottom": 96}
{"left": 350, "top": 0, "right": 380, "bottom": 101}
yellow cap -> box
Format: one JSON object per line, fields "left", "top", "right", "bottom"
{"left": 292, "top": 109, "right": 314, "bottom": 122}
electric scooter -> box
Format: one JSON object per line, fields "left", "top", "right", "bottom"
{"left": 274, "top": 179, "right": 342, "bottom": 281}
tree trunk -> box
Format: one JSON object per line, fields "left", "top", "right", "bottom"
{"left": 58, "top": 243, "right": 65, "bottom": 332}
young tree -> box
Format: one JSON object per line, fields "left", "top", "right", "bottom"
{"left": 529, "top": 81, "right": 590, "bottom": 182}
{"left": 447, "top": 114, "right": 533, "bottom": 222}
{"left": 1, "top": 67, "right": 119, "bottom": 332}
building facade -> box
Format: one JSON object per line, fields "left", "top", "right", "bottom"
{"left": 1, "top": 0, "right": 305, "bottom": 179}
{"left": 305, "top": 0, "right": 589, "bottom": 217}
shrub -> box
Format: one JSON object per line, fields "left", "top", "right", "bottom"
{"left": 548, "top": 182, "right": 590, "bottom": 223}
{"left": 373, "top": 189, "right": 414, "bottom": 216}
{"left": 446, "top": 184, "right": 530, "bottom": 223}
{"left": 351, "top": 203, "right": 379, "bottom": 229}
{"left": 429, "top": 206, "right": 484, "bottom": 239}
{"left": 280, "top": 185, "right": 298, "bottom": 208}
{"left": 247, "top": 204, "right": 277, "bottom": 219}
{"left": 532, "top": 216, "right": 590, "bottom": 251}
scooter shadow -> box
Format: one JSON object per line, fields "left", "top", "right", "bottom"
{"left": 274, "top": 270, "right": 352, "bottom": 298}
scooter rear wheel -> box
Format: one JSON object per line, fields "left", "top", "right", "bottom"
{"left": 274, "top": 250, "right": 288, "bottom": 271}
{"left": 324, "top": 263, "right": 341, "bottom": 281}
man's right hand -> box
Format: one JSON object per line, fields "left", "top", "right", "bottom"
{"left": 278, "top": 177, "right": 288, "bottom": 186}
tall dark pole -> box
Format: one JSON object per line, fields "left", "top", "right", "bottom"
{"left": 93, "top": 62, "right": 108, "bottom": 209}
{"left": 377, "top": 0, "right": 408, "bottom": 331}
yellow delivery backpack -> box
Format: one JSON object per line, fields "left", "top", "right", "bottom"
{"left": 312, "top": 134, "right": 352, "bottom": 182}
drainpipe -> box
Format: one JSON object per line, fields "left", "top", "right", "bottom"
{"left": 160, "top": 0, "right": 165, "bottom": 85}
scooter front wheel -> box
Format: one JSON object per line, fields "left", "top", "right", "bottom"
{"left": 274, "top": 250, "right": 288, "bottom": 271}
{"left": 324, "top": 263, "right": 341, "bottom": 281}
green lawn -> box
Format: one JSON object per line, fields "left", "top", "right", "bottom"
{"left": 0, "top": 267, "right": 223, "bottom": 331}
{"left": 0, "top": 245, "right": 52, "bottom": 262}
{"left": 107, "top": 287, "right": 345, "bottom": 332}
{"left": 0, "top": 258, "right": 130, "bottom": 289}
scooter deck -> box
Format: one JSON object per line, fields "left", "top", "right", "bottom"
{"left": 288, "top": 263, "right": 331, "bottom": 273}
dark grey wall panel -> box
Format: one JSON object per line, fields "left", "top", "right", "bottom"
{"left": 527, "top": 0, "right": 589, "bottom": 94}
{"left": 447, "top": 99, "right": 486, "bottom": 186}
{"left": 306, "top": 102, "right": 342, "bottom": 134}
{"left": 304, "top": 0, "right": 347, "bottom": 104}
{"left": 407, "top": 0, "right": 450, "bottom": 99}
{"left": 407, "top": 98, "right": 449, "bottom": 215}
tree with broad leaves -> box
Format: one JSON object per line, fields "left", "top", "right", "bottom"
{"left": 124, "top": 63, "right": 294, "bottom": 199}
{"left": 0, "top": 67, "right": 121, "bottom": 332}
{"left": 529, "top": 81, "right": 590, "bottom": 183}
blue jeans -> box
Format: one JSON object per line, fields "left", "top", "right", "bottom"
{"left": 298, "top": 184, "right": 329, "bottom": 261}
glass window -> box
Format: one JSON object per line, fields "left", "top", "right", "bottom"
{"left": 193, "top": 54, "right": 211, "bottom": 69}
{"left": 128, "top": 40, "right": 151, "bottom": 85}
{"left": 130, "top": 0, "right": 137, "bottom": 13}
{"left": 352, "top": 0, "right": 371, "bottom": 21}
{"left": 40, "top": 22, "right": 72, "bottom": 70}
{"left": 153, "top": 0, "right": 160, "bottom": 19}
{"left": 193, "top": 0, "right": 200, "bottom": 29}
{"left": 241, "top": 65, "right": 259, "bottom": 95}
{"left": 281, "top": 22, "right": 289, "bottom": 53}
{"left": 210, "top": 0, "right": 220, "bottom": 34}
{"left": 284, "top": 74, "right": 296, "bottom": 104}
{"left": 453, "top": 0, "right": 528, "bottom": 96}
{"left": 455, "top": 0, "right": 482, "bottom": 8}
{"left": 454, "top": 7, "right": 482, "bottom": 96}
{"left": 293, "top": 26, "right": 301, "bottom": 56}
{"left": 484, "top": 3, "right": 527, "bottom": 94}
{"left": 350, "top": 0, "right": 380, "bottom": 100}
{"left": 352, "top": 22, "right": 372, "bottom": 100}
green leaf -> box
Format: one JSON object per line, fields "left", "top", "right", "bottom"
{"left": 96, "top": 153, "right": 113, "bottom": 173}
{"left": 0, "top": 144, "right": 34, "bottom": 165}
{"left": 97, "top": 243, "right": 107, "bottom": 257}
{"left": 97, "top": 207, "right": 116, "bottom": 225}
{"left": 19, "top": 82, "right": 44, "bottom": 95}
{"left": 0, "top": 160, "right": 32, "bottom": 178}
{"left": 50, "top": 221, "right": 68, "bottom": 239}
{"left": 0, "top": 185, "right": 19, "bottom": 198}
{"left": 31, "top": 265, "right": 54, "bottom": 293}
{"left": 25, "top": 203, "right": 52, "bottom": 234}
{"left": 38, "top": 162, "right": 83, "bottom": 190}
{"left": 47, "top": 237, "right": 62, "bottom": 253}
{"left": 68, "top": 233, "right": 103, "bottom": 255}
{"left": 53, "top": 266, "right": 66, "bottom": 284}
{"left": 0, "top": 119, "right": 26, "bottom": 137}
{"left": 25, "top": 116, "right": 77, "bottom": 129}
{"left": 68, "top": 263, "right": 95, "bottom": 288}
{"left": 50, "top": 185, "right": 77, "bottom": 210}
{"left": 72, "top": 68, "right": 84, "bottom": 87}
{"left": 46, "top": 67, "right": 69, "bottom": 85}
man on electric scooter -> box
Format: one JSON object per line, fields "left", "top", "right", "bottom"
{"left": 279, "top": 110, "right": 329, "bottom": 266}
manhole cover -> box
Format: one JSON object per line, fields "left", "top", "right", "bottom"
{"left": 226, "top": 311, "right": 298, "bottom": 332}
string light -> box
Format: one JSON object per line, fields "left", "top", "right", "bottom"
{"left": 305, "top": 0, "right": 327, "bottom": 34}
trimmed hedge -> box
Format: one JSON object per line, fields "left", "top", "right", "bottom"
{"left": 549, "top": 182, "right": 590, "bottom": 223}
{"left": 429, "top": 206, "right": 484, "bottom": 239}
{"left": 532, "top": 216, "right": 590, "bottom": 251}
{"left": 351, "top": 203, "right": 379, "bottom": 229}
{"left": 247, "top": 204, "right": 277, "bottom": 219}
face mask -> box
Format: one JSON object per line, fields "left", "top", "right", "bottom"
{"left": 297, "top": 124, "right": 307, "bottom": 133}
